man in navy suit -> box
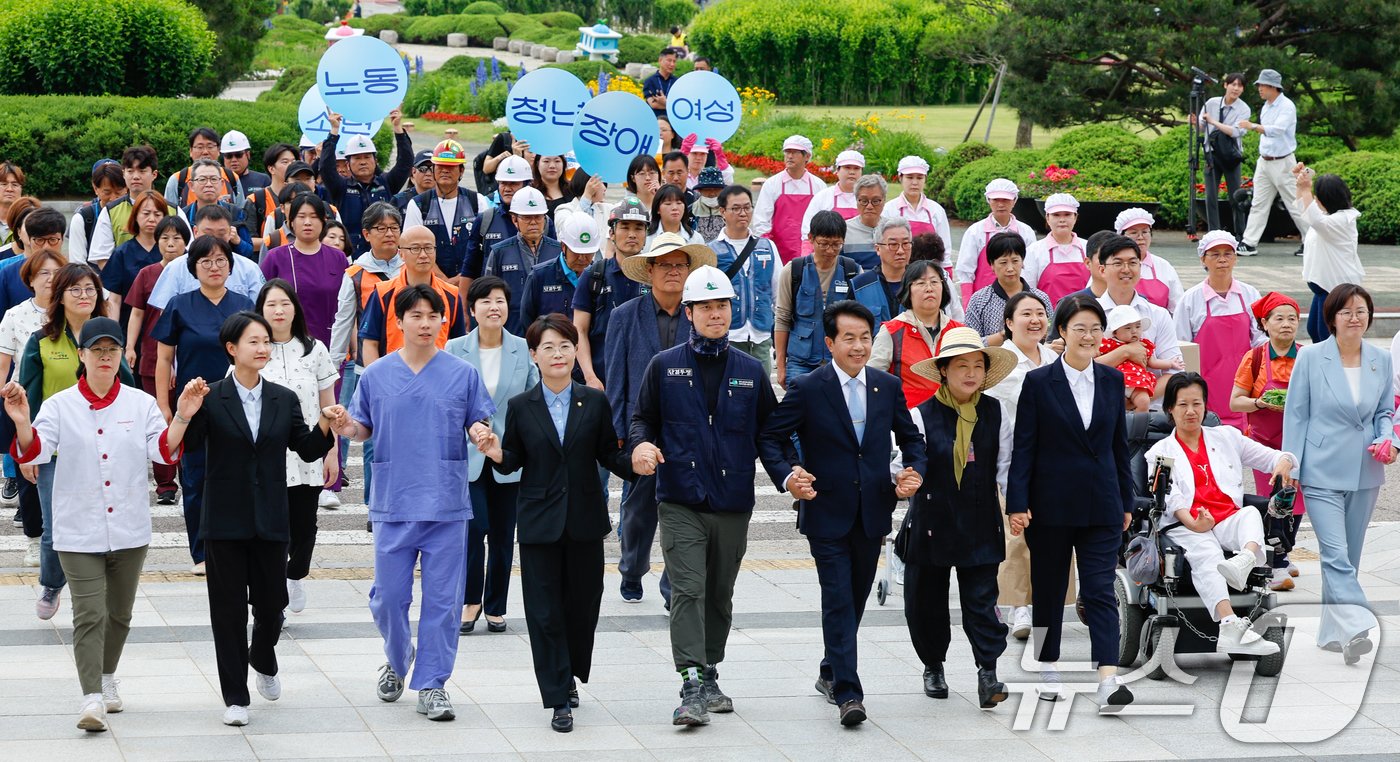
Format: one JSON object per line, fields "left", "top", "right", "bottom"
{"left": 1006, "top": 294, "right": 1136, "bottom": 711}
{"left": 761, "top": 300, "right": 926, "bottom": 726}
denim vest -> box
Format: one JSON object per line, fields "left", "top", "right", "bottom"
{"left": 485, "top": 235, "right": 563, "bottom": 335}
{"left": 415, "top": 187, "right": 479, "bottom": 278}
{"left": 710, "top": 236, "right": 776, "bottom": 334}
{"left": 788, "top": 256, "right": 854, "bottom": 366}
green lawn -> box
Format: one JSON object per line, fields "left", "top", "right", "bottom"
{"left": 774, "top": 104, "right": 1069, "bottom": 151}
{"left": 409, "top": 119, "right": 501, "bottom": 145}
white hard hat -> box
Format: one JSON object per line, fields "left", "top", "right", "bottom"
{"left": 834, "top": 150, "right": 865, "bottom": 169}
{"left": 1114, "top": 207, "right": 1156, "bottom": 232}
{"left": 334, "top": 143, "right": 347, "bottom": 160}
{"left": 682, "top": 265, "right": 737, "bottom": 304}
{"left": 1043, "top": 193, "right": 1080, "bottom": 215}
{"left": 782, "top": 135, "right": 813, "bottom": 154}
{"left": 220, "top": 130, "right": 251, "bottom": 153}
{"left": 495, "top": 155, "right": 531, "bottom": 182}
{"left": 299, "top": 133, "right": 316, "bottom": 149}
{"left": 897, "top": 155, "right": 930, "bottom": 175}
{"left": 559, "top": 213, "right": 600, "bottom": 254}
{"left": 984, "top": 178, "right": 1019, "bottom": 200}
{"left": 508, "top": 186, "right": 548, "bottom": 215}
{"left": 342, "top": 134, "right": 377, "bottom": 156}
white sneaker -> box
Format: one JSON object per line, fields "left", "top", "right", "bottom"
{"left": 318, "top": 489, "right": 340, "bottom": 509}
{"left": 1217, "top": 617, "right": 1280, "bottom": 656}
{"left": 255, "top": 670, "right": 281, "bottom": 701}
{"left": 1217, "top": 551, "right": 1258, "bottom": 591}
{"left": 1096, "top": 675, "right": 1133, "bottom": 712}
{"left": 101, "top": 674, "right": 122, "bottom": 713}
{"left": 1011, "top": 607, "right": 1032, "bottom": 640}
{"left": 222, "top": 705, "right": 249, "bottom": 726}
{"left": 23, "top": 537, "right": 39, "bottom": 567}
{"left": 77, "top": 693, "right": 107, "bottom": 732}
{"left": 1038, "top": 669, "right": 1064, "bottom": 702}
{"left": 191, "top": 562, "right": 206, "bottom": 576}
{"left": 287, "top": 579, "right": 306, "bottom": 613}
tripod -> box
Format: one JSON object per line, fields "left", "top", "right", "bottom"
{"left": 1186, "top": 73, "right": 1209, "bottom": 240}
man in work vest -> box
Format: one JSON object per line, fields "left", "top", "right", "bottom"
{"left": 165, "top": 127, "right": 234, "bottom": 207}
{"left": 245, "top": 143, "right": 299, "bottom": 252}
{"left": 459, "top": 155, "right": 552, "bottom": 292}
{"left": 181, "top": 159, "right": 253, "bottom": 259}
{"left": 67, "top": 159, "right": 125, "bottom": 262}
{"left": 330, "top": 201, "right": 404, "bottom": 513}
{"left": 88, "top": 145, "right": 175, "bottom": 265}
{"left": 773, "top": 210, "right": 859, "bottom": 388}
{"left": 629, "top": 265, "right": 790, "bottom": 726}
{"left": 220, "top": 130, "right": 271, "bottom": 202}
{"left": 483, "top": 186, "right": 560, "bottom": 335}
{"left": 402, "top": 140, "right": 491, "bottom": 289}
{"left": 358, "top": 224, "right": 467, "bottom": 364}
{"left": 321, "top": 108, "right": 414, "bottom": 254}
{"left": 519, "top": 213, "right": 598, "bottom": 340}
{"left": 573, "top": 197, "right": 650, "bottom": 390}
{"left": 709, "top": 183, "right": 776, "bottom": 378}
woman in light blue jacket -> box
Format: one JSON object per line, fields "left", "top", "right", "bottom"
{"left": 1282, "top": 284, "right": 1398, "bottom": 664}
{"left": 446, "top": 276, "right": 539, "bottom": 635}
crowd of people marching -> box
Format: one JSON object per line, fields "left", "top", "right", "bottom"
{"left": 3, "top": 67, "right": 1392, "bottom": 737}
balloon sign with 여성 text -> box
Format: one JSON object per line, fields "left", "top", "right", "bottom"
{"left": 298, "top": 86, "right": 381, "bottom": 144}
{"left": 507, "top": 69, "right": 591, "bottom": 156}
{"left": 665, "top": 71, "right": 742, "bottom": 143}
{"left": 316, "top": 35, "right": 408, "bottom": 124}
{"left": 571, "top": 92, "right": 660, "bottom": 183}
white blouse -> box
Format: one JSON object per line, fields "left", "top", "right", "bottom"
{"left": 16, "top": 382, "right": 175, "bottom": 553}
{"left": 0, "top": 298, "right": 46, "bottom": 375}
{"left": 261, "top": 338, "right": 339, "bottom": 487}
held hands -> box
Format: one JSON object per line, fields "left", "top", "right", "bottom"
{"left": 467, "top": 421, "right": 491, "bottom": 450}
{"left": 1237, "top": 119, "right": 1253, "bottom": 132}
{"left": 1008, "top": 510, "right": 1030, "bottom": 536}
{"left": 785, "top": 465, "right": 817, "bottom": 500}
{"left": 175, "top": 378, "right": 209, "bottom": 421}
{"left": 0, "top": 381, "right": 27, "bottom": 424}
{"left": 474, "top": 430, "right": 503, "bottom": 463}
{"left": 632, "top": 442, "right": 664, "bottom": 476}
{"left": 322, "top": 405, "right": 354, "bottom": 436}
{"left": 894, "top": 467, "right": 921, "bottom": 499}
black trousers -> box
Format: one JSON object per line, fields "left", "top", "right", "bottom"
{"left": 286, "top": 485, "right": 320, "bottom": 580}
{"left": 1025, "top": 523, "right": 1120, "bottom": 667}
{"left": 465, "top": 467, "right": 519, "bottom": 614}
{"left": 904, "top": 562, "right": 1007, "bottom": 670}
{"left": 808, "top": 530, "right": 882, "bottom": 705}
{"left": 519, "top": 537, "right": 604, "bottom": 708}
{"left": 205, "top": 538, "right": 289, "bottom": 707}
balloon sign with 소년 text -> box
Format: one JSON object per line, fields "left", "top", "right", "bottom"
{"left": 571, "top": 92, "right": 660, "bottom": 183}
{"left": 665, "top": 71, "right": 742, "bottom": 143}
{"left": 298, "top": 86, "right": 381, "bottom": 144}
{"left": 506, "top": 69, "right": 591, "bottom": 156}
{"left": 315, "top": 35, "right": 408, "bottom": 124}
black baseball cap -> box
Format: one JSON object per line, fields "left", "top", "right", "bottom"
{"left": 284, "top": 161, "right": 316, "bottom": 181}
{"left": 78, "top": 317, "right": 124, "bottom": 348}
{"left": 412, "top": 149, "right": 434, "bottom": 169}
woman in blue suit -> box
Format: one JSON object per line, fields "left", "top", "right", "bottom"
{"left": 446, "top": 276, "right": 539, "bottom": 634}
{"left": 1283, "top": 283, "right": 1397, "bottom": 664}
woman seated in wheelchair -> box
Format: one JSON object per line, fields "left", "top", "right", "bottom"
{"left": 1144, "top": 372, "right": 1296, "bottom": 656}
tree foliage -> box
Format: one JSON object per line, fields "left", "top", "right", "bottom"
{"left": 995, "top": 0, "right": 1400, "bottom": 147}
{"left": 190, "top": 0, "right": 277, "bottom": 95}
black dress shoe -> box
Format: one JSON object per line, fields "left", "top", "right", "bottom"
{"left": 459, "top": 609, "right": 481, "bottom": 635}
{"left": 838, "top": 699, "right": 866, "bottom": 726}
{"left": 486, "top": 617, "right": 507, "bottom": 633}
{"left": 814, "top": 676, "right": 835, "bottom": 705}
{"left": 1344, "top": 634, "right": 1374, "bottom": 665}
{"left": 977, "top": 667, "right": 1007, "bottom": 709}
{"left": 923, "top": 665, "right": 948, "bottom": 699}
{"left": 568, "top": 680, "right": 580, "bottom": 708}
{"left": 551, "top": 706, "right": 573, "bottom": 733}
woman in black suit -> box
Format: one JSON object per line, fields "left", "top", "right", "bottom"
{"left": 179, "top": 311, "right": 337, "bottom": 727}
{"left": 1005, "top": 294, "right": 1135, "bottom": 711}
{"left": 479, "top": 314, "right": 633, "bottom": 734}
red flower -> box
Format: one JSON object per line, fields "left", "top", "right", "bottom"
{"left": 420, "top": 112, "right": 489, "bottom": 124}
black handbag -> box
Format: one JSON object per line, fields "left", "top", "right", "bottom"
{"left": 893, "top": 506, "right": 913, "bottom": 561}
{"left": 1208, "top": 101, "right": 1244, "bottom": 169}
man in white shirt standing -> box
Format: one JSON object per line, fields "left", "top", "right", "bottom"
{"left": 751, "top": 136, "right": 825, "bottom": 265}
{"left": 1092, "top": 235, "right": 1181, "bottom": 399}
{"left": 1236, "top": 69, "right": 1311, "bottom": 256}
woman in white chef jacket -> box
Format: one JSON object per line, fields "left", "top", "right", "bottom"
{"left": 4, "top": 317, "right": 201, "bottom": 733}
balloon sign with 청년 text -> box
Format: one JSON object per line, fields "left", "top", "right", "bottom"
{"left": 506, "top": 69, "right": 591, "bottom": 156}
{"left": 316, "top": 35, "right": 408, "bottom": 124}
{"left": 571, "top": 92, "right": 660, "bottom": 184}
{"left": 665, "top": 71, "right": 742, "bottom": 143}
{"left": 298, "top": 86, "right": 382, "bottom": 144}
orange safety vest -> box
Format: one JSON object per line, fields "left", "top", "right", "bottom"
{"left": 345, "top": 263, "right": 388, "bottom": 361}
{"left": 370, "top": 271, "right": 460, "bottom": 354}
{"left": 177, "top": 165, "right": 235, "bottom": 206}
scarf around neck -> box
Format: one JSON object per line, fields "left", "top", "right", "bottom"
{"left": 934, "top": 384, "right": 979, "bottom": 488}
{"left": 688, "top": 326, "right": 729, "bottom": 357}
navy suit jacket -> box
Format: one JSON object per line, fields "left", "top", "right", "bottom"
{"left": 760, "top": 362, "right": 926, "bottom": 540}
{"left": 1005, "top": 359, "right": 1134, "bottom": 527}
{"left": 603, "top": 294, "right": 691, "bottom": 440}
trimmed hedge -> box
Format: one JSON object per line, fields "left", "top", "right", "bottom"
{"left": 543, "top": 59, "right": 622, "bottom": 82}
{"left": 947, "top": 149, "right": 1047, "bottom": 220}
{"left": 1312, "top": 151, "right": 1400, "bottom": 243}
{"left": 927, "top": 142, "right": 996, "bottom": 208}
{"left": 463, "top": 1, "right": 505, "bottom": 13}
{"left": 0, "top": 0, "right": 215, "bottom": 98}
{"left": 256, "top": 66, "right": 316, "bottom": 106}
{"left": 405, "top": 0, "right": 597, "bottom": 19}
{"left": 253, "top": 15, "right": 325, "bottom": 72}
{"left": 349, "top": 13, "right": 412, "bottom": 36}
{"left": 403, "top": 14, "right": 505, "bottom": 45}
{"left": 617, "top": 34, "right": 668, "bottom": 66}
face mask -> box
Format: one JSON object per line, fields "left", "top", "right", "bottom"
{"left": 698, "top": 195, "right": 719, "bottom": 209}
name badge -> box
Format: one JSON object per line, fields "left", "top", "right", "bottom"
{"left": 834, "top": 283, "right": 849, "bottom": 293}
{"left": 756, "top": 254, "right": 771, "bottom": 263}
{"left": 666, "top": 368, "right": 693, "bottom": 377}
{"left": 501, "top": 264, "right": 520, "bottom": 272}
{"left": 542, "top": 285, "right": 562, "bottom": 293}
{"left": 728, "top": 378, "right": 755, "bottom": 388}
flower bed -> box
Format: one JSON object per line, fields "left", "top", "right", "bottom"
{"left": 420, "top": 112, "right": 489, "bottom": 123}
{"left": 727, "top": 153, "right": 837, "bottom": 183}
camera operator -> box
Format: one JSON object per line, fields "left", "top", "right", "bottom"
{"left": 1190, "top": 73, "right": 1249, "bottom": 235}
{"left": 1235, "top": 70, "right": 1311, "bottom": 256}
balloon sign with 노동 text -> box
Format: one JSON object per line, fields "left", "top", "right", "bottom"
{"left": 665, "top": 71, "right": 742, "bottom": 143}
{"left": 316, "top": 35, "right": 408, "bottom": 124}
{"left": 298, "top": 86, "right": 382, "bottom": 144}
{"left": 507, "top": 69, "right": 591, "bottom": 156}
{"left": 571, "top": 92, "right": 660, "bottom": 183}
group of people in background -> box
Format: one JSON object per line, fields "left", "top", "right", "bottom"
{"left": 3, "top": 70, "right": 1390, "bottom": 739}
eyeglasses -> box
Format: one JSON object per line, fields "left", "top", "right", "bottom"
{"left": 65, "top": 286, "right": 98, "bottom": 297}
{"left": 1104, "top": 259, "right": 1141, "bottom": 270}
{"left": 1337, "top": 308, "right": 1370, "bottom": 321}
{"left": 876, "top": 241, "right": 911, "bottom": 251}
{"left": 649, "top": 262, "right": 689, "bottom": 272}
{"left": 723, "top": 204, "right": 752, "bottom": 214}
{"left": 29, "top": 234, "right": 62, "bottom": 248}
{"left": 1202, "top": 251, "right": 1236, "bottom": 260}
{"left": 855, "top": 197, "right": 884, "bottom": 207}
{"left": 197, "top": 258, "right": 230, "bottom": 270}
{"left": 1066, "top": 325, "right": 1104, "bottom": 337}
{"left": 222, "top": 151, "right": 248, "bottom": 159}
{"left": 368, "top": 225, "right": 401, "bottom": 235}
{"left": 33, "top": 268, "right": 58, "bottom": 280}
{"left": 192, "top": 177, "right": 221, "bottom": 185}
{"left": 85, "top": 347, "right": 121, "bottom": 358}
{"left": 401, "top": 245, "right": 437, "bottom": 255}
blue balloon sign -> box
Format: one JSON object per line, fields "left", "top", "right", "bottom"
{"left": 315, "top": 35, "right": 408, "bottom": 124}
{"left": 506, "top": 69, "right": 591, "bottom": 156}
{"left": 665, "top": 71, "right": 742, "bottom": 143}
{"left": 571, "top": 92, "right": 660, "bottom": 183}
{"left": 298, "top": 86, "right": 382, "bottom": 144}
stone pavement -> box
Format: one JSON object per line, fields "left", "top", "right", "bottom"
{"left": 1, "top": 523, "right": 1398, "bottom": 760}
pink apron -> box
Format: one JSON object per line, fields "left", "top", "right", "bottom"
{"left": 1136, "top": 253, "right": 1172, "bottom": 310}
{"left": 1197, "top": 289, "right": 1252, "bottom": 429}
{"left": 960, "top": 223, "right": 999, "bottom": 308}
{"left": 1036, "top": 240, "right": 1088, "bottom": 305}
{"left": 1247, "top": 348, "right": 1305, "bottom": 515}
{"left": 767, "top": 175, "right": 817, "bottom": 264}
{"left": 800, "top": 194, "right": 860, "bottom": 257}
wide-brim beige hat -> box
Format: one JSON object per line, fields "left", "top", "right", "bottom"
{"left": 910, "top": 326, "right": 1018, "bottom": 391}
{"left": 620, "top": 232, "right": 717, "bottom": 284}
